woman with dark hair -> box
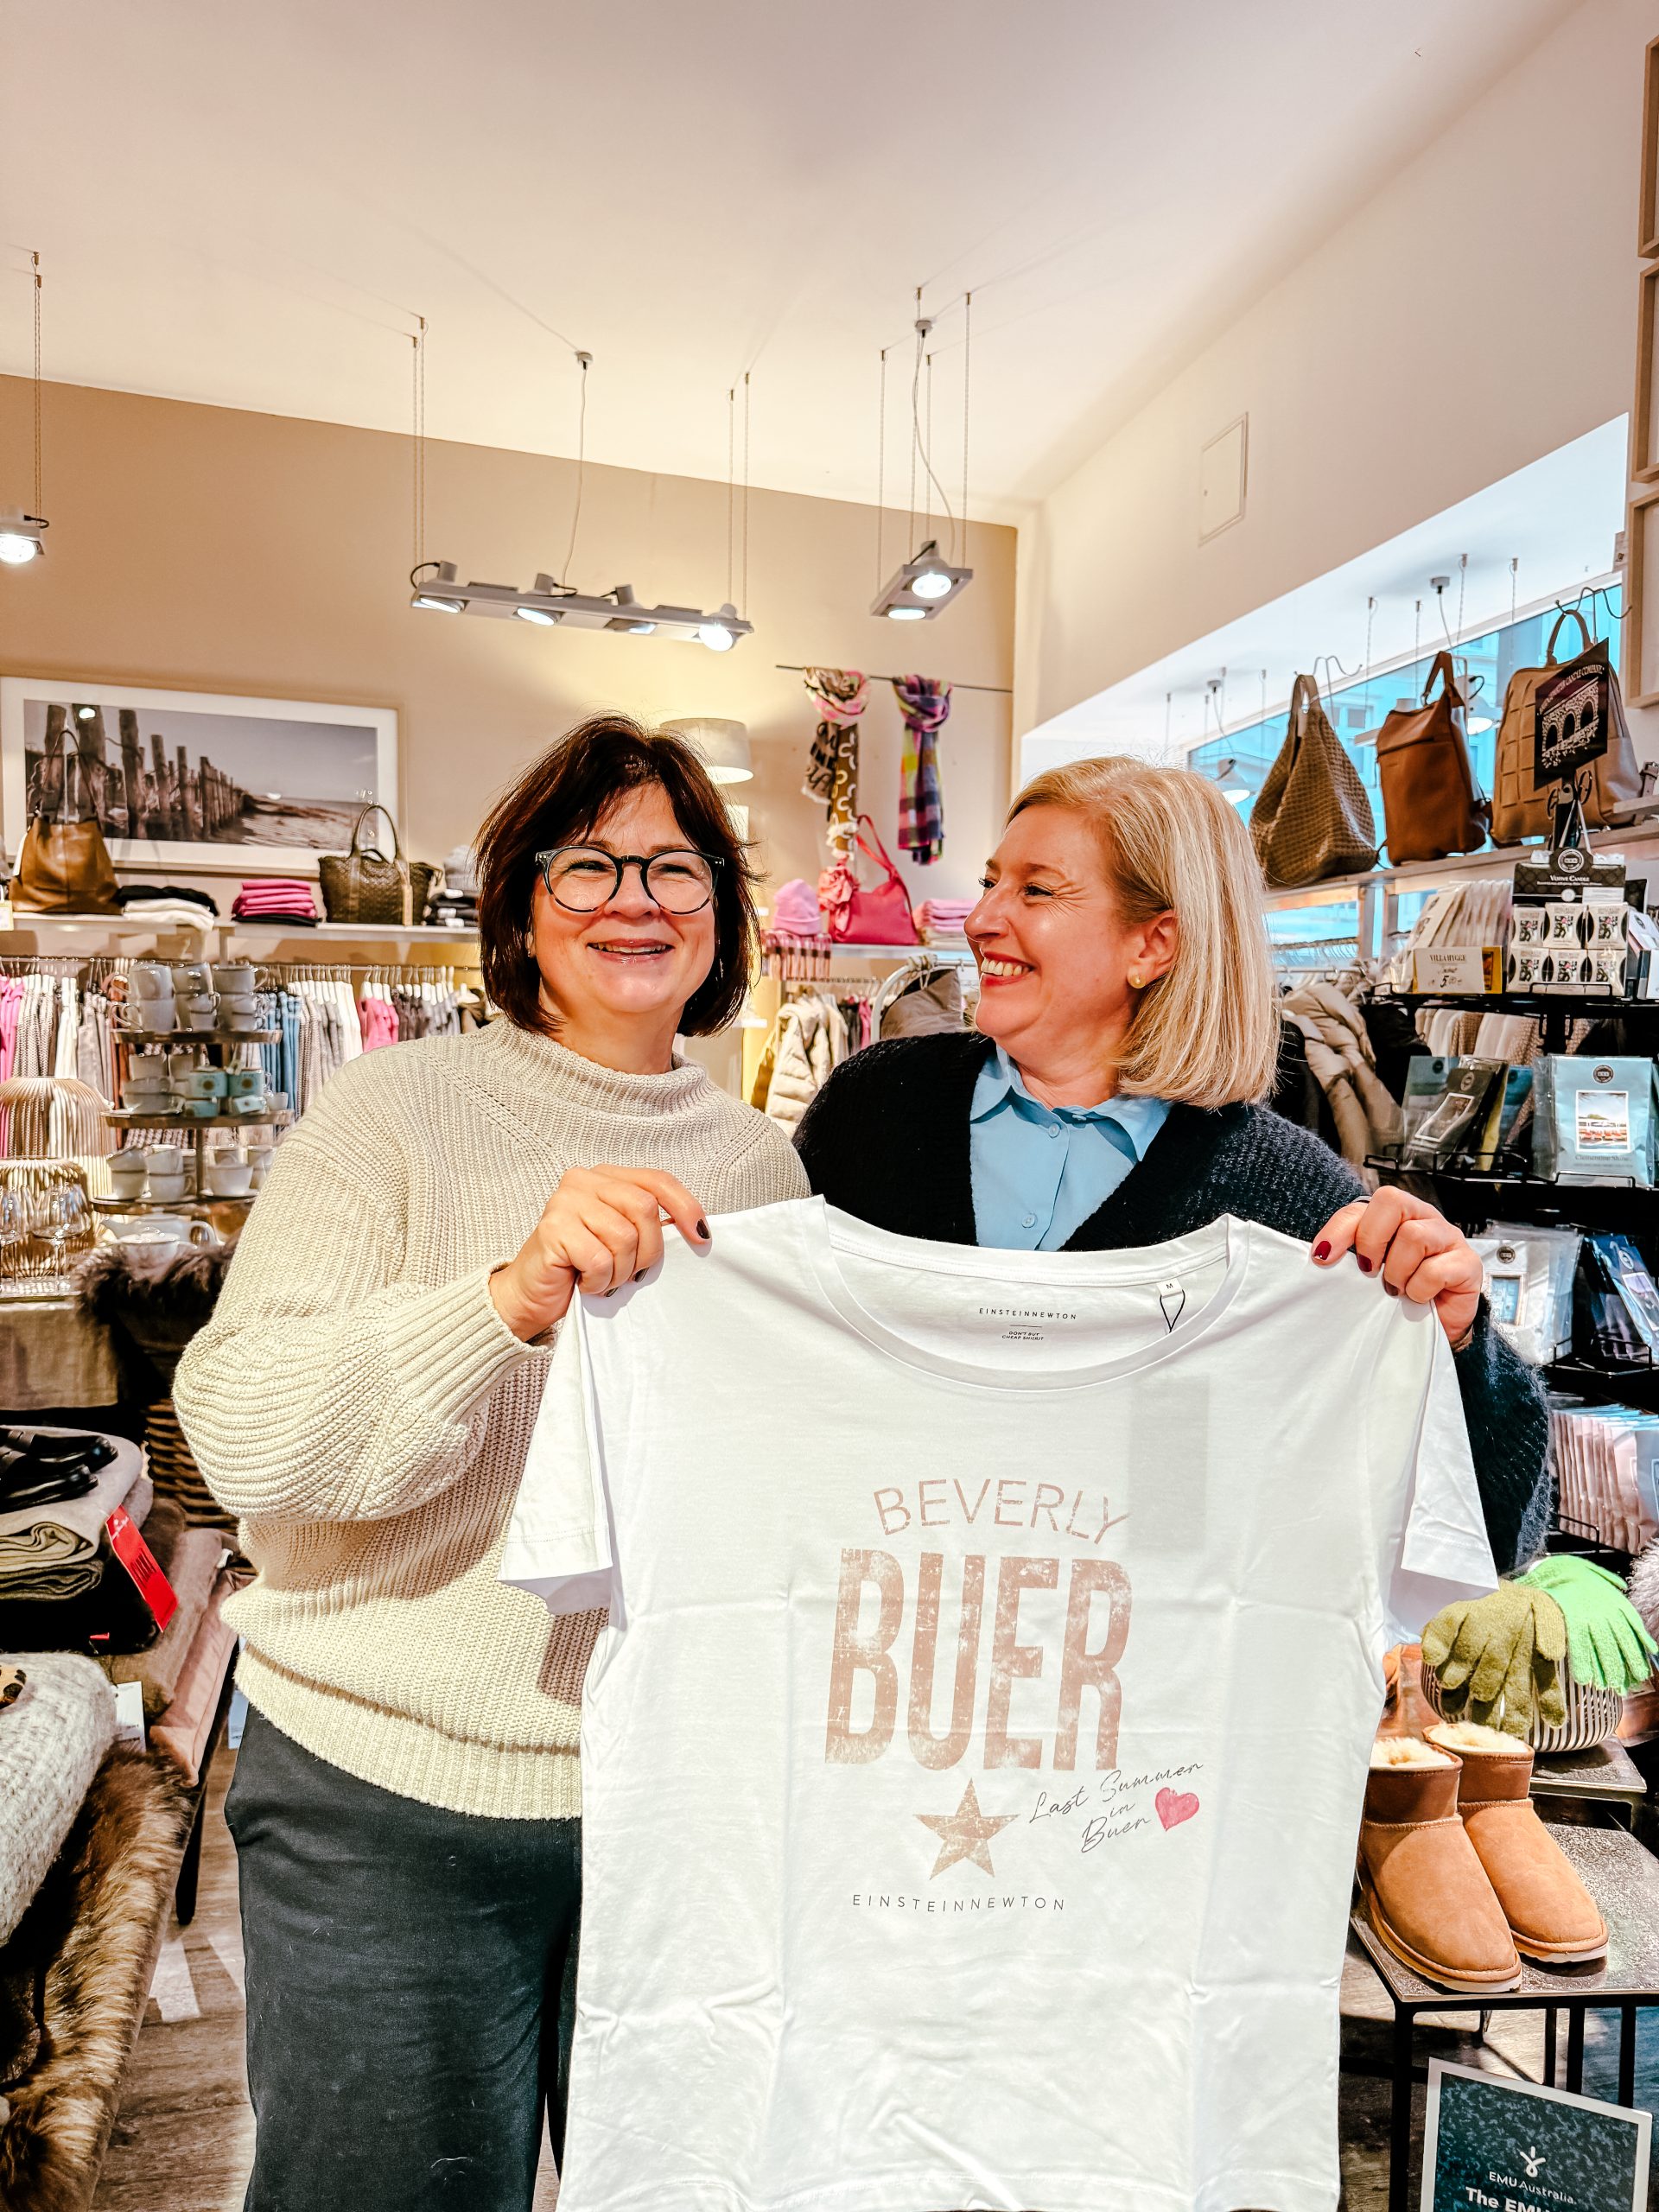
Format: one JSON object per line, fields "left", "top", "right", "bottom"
{"left": 175, "top": 715, "right": 806, "bottom": 2212}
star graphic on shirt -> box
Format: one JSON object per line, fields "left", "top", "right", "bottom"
{"left": 918, "top": 1779, "right": 1018, "bottom": 1880}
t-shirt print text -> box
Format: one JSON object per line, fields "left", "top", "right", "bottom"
{"left": 824, "top": 1473, "right": 1198, "bottom": 1891}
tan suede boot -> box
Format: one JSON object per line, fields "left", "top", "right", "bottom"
{"left": 1426, "top": 1722, "right": 1608, "bottom": 1965}
{"left": 1358, "top": 1739, "right": 1522, "bottom": 1992}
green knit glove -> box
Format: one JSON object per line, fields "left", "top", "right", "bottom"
{"left": 1421, "top": 1582, "right": 1568, "bottom": 1738}
{"left": 1517, "top": 1555, "right": 1659, "bottom": 1694}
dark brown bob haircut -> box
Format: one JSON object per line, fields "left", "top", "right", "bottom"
{"left": 474, "top": 713, "right": 758, "bottom": 1037}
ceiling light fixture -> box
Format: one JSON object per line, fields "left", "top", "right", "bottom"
{"left": 409, "top": 563, "right": 753, "bottom": 648}
{"left": 1211, "top": 756, "right": 1250, "bottom": 804}
{"left": 2, "top": 252, "right": 47, "bottom": 566}
{"left": 404, "top": 339, "right": 749, "bottom": 650}
{"left": 870, "top": 295, "right": 975, "bottom": 624}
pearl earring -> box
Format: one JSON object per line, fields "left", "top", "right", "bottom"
{"left": 1128, "top": 969, "right": 1145, "bottom": 990}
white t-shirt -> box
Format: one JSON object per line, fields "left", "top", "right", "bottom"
{"left": 502, "top": 1199, "right": 1497, "bottom": 2212}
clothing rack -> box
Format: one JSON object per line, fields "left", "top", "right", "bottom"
{"left": 774, "top": 663, "right": 1012, "bottom": 697}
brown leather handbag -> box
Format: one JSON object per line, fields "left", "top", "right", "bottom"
{"left": 318, "top": 805, "right": 437, "bottom": 926}
{"left": 1375, "top": 652, "right": 1490, "bottom": 864}
{"left": 1249, "top": 674, "right": 1378, "bottom": 888}
{"left": 15, "top": 728, "right": 120, "bottom": 914}
{"left": 1491, "top": 608, "right": 1645, "bottom": 844}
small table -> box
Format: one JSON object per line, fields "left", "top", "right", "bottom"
{"left": 1530, "top": 1738, "right": 1648, "bottom": 1828}
{"left": 1351, "top": 1823, "right": 1659, "bottom": 2212}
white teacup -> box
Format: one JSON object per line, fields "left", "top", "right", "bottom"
{"left": 132, "top": 963, "right": 174, "bottom": 1001}
{"left": 106, "top": 1152, "right": 149, "bottom": 1195}
{"left": 147, "top": 1145, "right": 184, "bottom": 1176}
{"left": 207, "top": 1158, "right": 253, "bottom": 1197}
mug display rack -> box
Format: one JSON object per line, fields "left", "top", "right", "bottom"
{"left": 102, "top": 1024, "right": 289, "bottom": 1215}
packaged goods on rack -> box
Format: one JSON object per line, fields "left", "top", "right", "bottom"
{"left": 1549, "top": 1400, "right": 1659, "bottom": 1555}
{"left": 1470, "top": 1224, "right": 1580, "bottom": 1363}
{"left": 1389, "top": 879, "right": 1509, "bottom": 995}
{"left": 1576, "top": 1233, "right": 1659, "bottom": 1366}
{"left": 1532, "top": 1055, "right": 1659, "bottom": 1183}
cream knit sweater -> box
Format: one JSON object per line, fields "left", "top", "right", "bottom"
{"left": 173, "top": 1020, "right": 808, "bottom": 1820}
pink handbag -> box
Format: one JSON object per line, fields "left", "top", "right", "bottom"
{"left": 817, "top": 817, "right": 918, "bottom": 946}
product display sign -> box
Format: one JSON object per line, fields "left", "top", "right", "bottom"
{"left": 1420, "top": 2061, "right": 1649, "bottom": 2212}
{"left": 1533, "top": 648, "right": 1612, "bottom": 786}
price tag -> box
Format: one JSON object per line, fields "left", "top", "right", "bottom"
{"left": 1421, "top": 2060, "right": 1649, "bottom": 2211}
{"left": 105, "top": 1506, "right": 178, "bottom": 1631}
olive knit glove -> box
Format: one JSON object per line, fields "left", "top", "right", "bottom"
{"left": 1421, "top": 1582, "right": 1568, "bottom": 1738}
{"left": 1517, "top": 1555, "right": 1659, "bottom": 1694}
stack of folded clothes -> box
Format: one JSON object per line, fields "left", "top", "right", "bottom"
{"left": 113, "top": 884, "right": 220, "bottom": 935}
{"left": 918, "top": 898, "right": 973, "bottom": 949}
{"left": 0, "top": 1429, "right": 161, "bottom": 1655}
{"left": 426, "top": 843, "right": 479, "bottom": 929}
{"left": 231, "top": 878, "right": 319, "bottom": 925}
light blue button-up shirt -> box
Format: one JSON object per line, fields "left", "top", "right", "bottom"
{"left": 968, "top": 1046, "right": 1172, "bottom": 1250}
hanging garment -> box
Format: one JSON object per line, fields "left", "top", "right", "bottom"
{"left": 501, "top": 1200, "right": 1496, "bottom": 2212}
{"left": 760, "top": 995, "right": 848, "bottom": 1132}
{"left": 892, "top": 674, "right": 950, "bottom": 864}
{"left": 1279, "top": 980, "right": 1403, "bottom": 1173}
{"left": 802, "top": 670, "right": 868, "bottom": 854}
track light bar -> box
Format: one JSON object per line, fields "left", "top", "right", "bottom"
{"left": 870, "top": 537, "right": 970, "bottom": 622}
{"left": 410, "top": 563, "right": 753, "bottom": 651}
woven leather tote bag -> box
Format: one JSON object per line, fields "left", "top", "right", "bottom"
{"left": 319, "top": 805, "right": 437, "bottom": 926}
{"left": 1249, "top": 674, "right": 1378, "bottom": 888}
{"left": 1376, "top": 652, "right": 1489, "bottom": 864}
{"left": 15, "top": 728, "right": 120, "bottom": 914}
{"left": 1491, "top": 608, "right": 1645, "bottom": 844}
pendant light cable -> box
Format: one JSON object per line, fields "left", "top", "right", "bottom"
{"left": 31, "top": 251, "right": 41, "bottom": 518}
{"left": 410, "top": 316, "right": 426, "bottom": 573}
{"left": 561, "top": 350, "right": 590, "bottom": 588}
{"left": 959, "top": 292, "right": 971, "bottom": 570}
{"left": 727, "top": 385, "right": 735, "bottom": 610}
{"left": 874, "top": 347, "right": 887, "bottom": 594}
{"left": 741, "top": 369, "right": 751, "bottom": 619}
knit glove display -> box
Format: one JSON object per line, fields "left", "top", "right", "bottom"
{"left": 1516, "top": 1555, "right": 1659, "bottom": 1694}
{"left": 1421, "top": 1582, "right": 1567, "bottom": 1738}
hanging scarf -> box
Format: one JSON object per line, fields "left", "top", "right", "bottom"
{"left": 892, "top": 675, "right": 951, "bottom": 865}
{"left": 802, "top": 669, "right": 868, "bottom": 854}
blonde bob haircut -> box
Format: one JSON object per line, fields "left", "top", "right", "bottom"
{"left": 1008, "top": 755, "right": 1279, "bottom": 1110}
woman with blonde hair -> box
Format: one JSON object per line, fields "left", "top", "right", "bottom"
{"left": 794, "top": 753, "right": 1548, "bottom": 1568}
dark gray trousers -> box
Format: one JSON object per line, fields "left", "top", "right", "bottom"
{"left": 226, "top": 1705, "right": 582, "bottom": 2212}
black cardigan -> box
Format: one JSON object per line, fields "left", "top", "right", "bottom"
{"left": 793, "top": 1033, "right": 1551, "bottom": 1575}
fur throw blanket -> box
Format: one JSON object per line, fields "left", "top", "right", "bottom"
{"left": 1629, "top": 1537, "right": 1659, "bottom": 1643}
{"left": 0, "top": 1746, "right": 192, "bottom": 2211}
{"left": 73, "top": 1245, "right": 232, "bottom": 1394}
{"left": 0, "top": 1656, "right": 114, "bottom": 1947}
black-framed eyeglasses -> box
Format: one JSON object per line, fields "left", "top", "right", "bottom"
{"left": 535, "top": 844, "right": 722, "bottom": 916}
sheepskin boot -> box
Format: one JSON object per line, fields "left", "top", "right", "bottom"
{"left": 1358, "top": 1738, "right": 1522, "bottom": 1992}
{"left": 1426, "top": 1722, "right": 1608, "bottom": 1964}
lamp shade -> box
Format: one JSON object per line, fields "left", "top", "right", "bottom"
{"left": 663, "top": 717, "right": 753, "bottom": 786}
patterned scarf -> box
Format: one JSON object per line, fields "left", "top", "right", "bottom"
{"left": 892, "top": 675, "right": 951, "bottom": 864}
{"left": 802, "top": 669, "right": 868, "bottom": 853}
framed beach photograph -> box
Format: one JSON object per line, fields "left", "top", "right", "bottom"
{"left": 0, "top": 678, "right": 398, "bottom": 875}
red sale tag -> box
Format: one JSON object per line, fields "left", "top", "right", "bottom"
{"left": 105, "top": 1506, "right": 178, "bottom": 1631}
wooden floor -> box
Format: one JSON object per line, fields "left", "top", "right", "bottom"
{"left": 93, "top": 1758, "right": 1653, "bottom": 2212}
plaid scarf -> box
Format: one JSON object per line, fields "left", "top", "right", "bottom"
{"left": 802, "top": 669, "right": 868, "bottom": 854}
{"left": 892, "top": 675, "right": 951, "bottom": 864}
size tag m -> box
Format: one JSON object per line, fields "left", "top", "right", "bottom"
{"left": 1158, "top": 1279, "right": 1186, "bottom": 1333}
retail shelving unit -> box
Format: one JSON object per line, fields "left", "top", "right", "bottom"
{"left": 100, "top": 1027, "right": 290, "bottom": 1217}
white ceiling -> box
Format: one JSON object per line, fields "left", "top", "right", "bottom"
{"left": 0, "top": 0, "right": 1575, "bottom": 519}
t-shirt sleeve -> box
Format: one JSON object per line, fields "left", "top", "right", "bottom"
{"left": 499, "top": 1304, "right": 618, "bottom": 1618}
{"left": 1370, "top": 1307, "right": 1499, "bottom": 1650}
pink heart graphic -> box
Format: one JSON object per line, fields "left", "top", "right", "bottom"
{"left": 1155, "top": 1789, "right": 1199, "bottom": 1832}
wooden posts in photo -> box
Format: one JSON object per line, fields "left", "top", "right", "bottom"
{"left": 119, "top": 710, "right": 145, "bottom": 838}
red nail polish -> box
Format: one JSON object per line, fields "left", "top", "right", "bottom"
{"left": 1357, "top": 1255, "right": 1373, "bottom": 1274}
{"left": 1313, "top": 1242, "right": 1331, "bottom": 1262}
{"left": 696, "top": 1220, "right": 710, "bottom": 1242}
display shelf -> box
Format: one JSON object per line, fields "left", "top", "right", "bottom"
{"left": 1546, "top": 1358, "right": 1659, "bottom": 1411}
{"left": 0, "top": 912, "right": 480, "bottom": 954}
{"left": 1385, "top": 992, "right": 1659, "bottom": 1017}
{"left": 117, "top": 1028, "right": 281, "bottom": 1046}
{"left": 106, "top": 1109, "right": 292, "bottom": 1130}
{"left": 89, "top": 1192, "right": 255, "bottom": 1215}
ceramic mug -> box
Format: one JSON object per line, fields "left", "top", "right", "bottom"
{"left": 171, "top": 964, "right": 212, "bottom": 996}
{"left": 132, "top": 963, "right": 174, "bottom": 1001}
{"left": 106, "top": 1152, "right": 149, "bottom": 1194}
{"left": 148, "top": 1146, "right": 183, "bottom": 1175}
{"left": 181, "top": 1068, "right": 230, "bottom": 1099}
{"left": 207, "top": 1158, "right": 253, "bottom": 1197}
{"left": 213, "top": 964, "right": 255, "bottom": 993}
{"left": 184, "top": 1008, "right": 217, "bottom": 1033}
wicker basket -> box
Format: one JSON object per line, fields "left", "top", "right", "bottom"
{"left": 145, "top": 1397, "right": 238, "bottom": 1534}
{"left": 1418, "top": 1651, "right": 1624, "bottom": 1752}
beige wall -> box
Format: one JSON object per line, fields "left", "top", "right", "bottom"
{"left": 1015, "top": 0, "right": 1653, "bottom": 741}
{"left": 0, "top": 376, "right": 1014, "bottom": 909}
